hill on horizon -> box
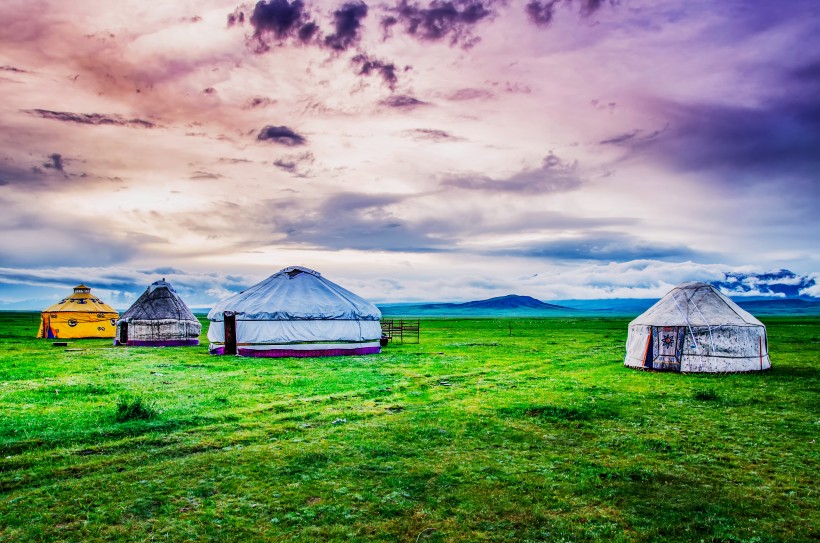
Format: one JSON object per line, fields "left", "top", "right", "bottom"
{"left": 425, "top": 294, "right": 570, "bottom": 311}
{"left": 379, "top": 294, "right": 574, "bottom": 317}
{"left": 377, "top": 293, "right": 820, "bottom": 317}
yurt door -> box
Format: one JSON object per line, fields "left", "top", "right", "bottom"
{"left": 119, "top": 322, "right": 128, "bottom": 345}
{"left": 650, "top": 326, "right": 685, "bottom": 371}
{"left": 223, "top": 312, "right": 237, "bottom": 355}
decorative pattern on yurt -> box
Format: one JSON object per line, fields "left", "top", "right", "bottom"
{"left": 624, "top": 282, "right": 771, "bottom": 373}
{"left": 207, "top": 266, "right": 382, "bottom": 357}
{"left": 115, "top": 279, "right": 201, "bottom": 346}
{"left": 37, "top": 284, "right": 119, "bottom": 339}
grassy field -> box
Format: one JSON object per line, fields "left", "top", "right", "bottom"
{"left": 0, "top": 313, "right": 817, "bottom": 542}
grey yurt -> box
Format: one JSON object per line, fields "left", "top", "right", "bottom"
{"left": 207, "top": 266, "right": 382, "bottom": 357}
{"left": 115, "top": 279, "right": 201, "bottom": 346}
{"left": 624, "top": 282, "right": 771, "bottom": 372}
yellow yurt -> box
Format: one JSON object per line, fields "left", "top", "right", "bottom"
{"left": 37, "top": 284, "right": 119, "bottom": 339}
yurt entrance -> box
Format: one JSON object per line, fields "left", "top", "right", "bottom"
{"left": 223, "top": 312, "right": 237, "bottom": 355}
{"left": 647, "top": 326, "right": 685, "bottom": 371}
{"left": 118, "top": 322, "right": 128, "bottom": 345}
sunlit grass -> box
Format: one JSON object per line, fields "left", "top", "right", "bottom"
{"left": 0, "top": 312, "right": 817, "bottom": 542}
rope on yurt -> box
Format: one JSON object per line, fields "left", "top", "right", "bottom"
{"left": 671, "top": 291, "right": 702, "bottom": 358}
{"left": 690, "top": 286, "right": 715, "bottom": 353}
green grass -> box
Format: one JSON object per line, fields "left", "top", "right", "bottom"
{"left": 0, "top": 312, "right": 818, "bottom": 542}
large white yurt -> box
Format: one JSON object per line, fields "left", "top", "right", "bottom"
{"left": 624, "top": 282, "right": 771, "bottom": 373}
{"left": 207, "top": 266, "right": 382, "bottom": 357}
{"left": 115, "top": 279, "right": 201, "bottom": 346}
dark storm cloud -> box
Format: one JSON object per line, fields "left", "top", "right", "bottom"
{"left": 269, "top": 192, "right": 451, "bottom": 252}
{"left": 612, "top": 88, "right": 820, "bottom": 194}
{"left": 599, "top": 126, "right": 665, "bottom": 146}
{"left": 273, "top": 151, "right": 314, "bottom": 175}
{"left": 444, "top": 153, "right": 581, "bottom": 194}
{"left": 445, "top": 88, "right": 494, "bottom": 101}
{"left": 381, "top": 95, "right": 428, "bottom": 108}
{"left": 273, "top": 159, "right": 297, "bottom": 172}
{"left": 240, "top": 0, "right": 319, "bottom": 51}
{"left": 217, "top": 157, "right": 253, "bottom": 164}
{"left": 404, "top": 128, "right": 461, "bottom": 141}
{"left": 525, "top": 0, "right": 557, "bottom": 27}
{"left": 234, "top": 2, "right": 403, "bottom": 85}
{"left": 190, "top": 170, "right": 223, "bottom": 180}
{"left": 324, "top": 1, "right": 369, "bottom": 51}
{"left": 259, "top": 190, "right": 650, "bottom": 256}
{"left": 577, "top": 0, "right": 607, "bottom": 16}
{"left": 1, "top": 65, "right": 28, "bottom": 73}
{"left": 23, "top": 109, "right": 156, "bottom": 128}
{"left": 250, "top": 0, "right": 309, "bottom": 38}
{"left": 227, "top": 8, "right": 246, "bottom": 26}
{"left": 791, "top": 59, "right": 820, "bottom": 85}
{"left": 382, "top": 0, "right": 495, "bottom": 48}
{"left": 496, "top": 232, "right": 701, "bottom": 261}
{"left": 0, "top": 156, "right": 73, "bottom": 188}
{"left": 0, "top": 163, "right": 36, "bottom": 187}
{"left": 257, "top": 125, "right": 306, "bottom": 145}
{"left": 242, "top": 96, "right": 276, "bottom": 109}
{"left": 525, "top": 0, "right": 612, "bottom": 27}
{"left": 42, "top": 153, "right": 67, "bottom": 177}
{"left": 0, "top": 207, "right": 154, "bottom": 267}
{"left": 599, "top": 130, "right": 639, "bottom": 145}
{"left": 351, "top": 53, "right": 398, "bottom": 90}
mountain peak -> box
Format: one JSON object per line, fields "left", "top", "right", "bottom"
{"left": 457, "top": 294, "right": 568, "bottom": 310}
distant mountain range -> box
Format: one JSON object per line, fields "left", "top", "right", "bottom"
{"left": 379, "top": 294, "right": 573, "bottom": 317}
{"left": 377, "top": 271, "right": 819, "bottom": 317}
{"left": 378, "top": 293, "right": 820, "bottom": 317}
{"left": 5, "top": 269, "right": 817, "bottom": 316}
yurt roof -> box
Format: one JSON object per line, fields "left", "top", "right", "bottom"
{"left": 208, "top": 266, "right": 381, "bottom": 321}
{"left": 119, "top": 280, "right": 198, "bottom": 322}
{"left": 42, "top": 285, "right": 117, "bottom": 314}
{"left": 630, "top": 282, "right": 763, "bottom": 327}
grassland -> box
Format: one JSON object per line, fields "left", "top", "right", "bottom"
{"left": 0, "top": 312, "right": 818, "bottom": 542}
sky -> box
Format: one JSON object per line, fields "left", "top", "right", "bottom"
{"left": 1, "top": 0, "right": 819, "bottom": 309}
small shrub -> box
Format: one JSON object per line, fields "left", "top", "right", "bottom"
{"left": 693, "top": 389, "right": 720, "bottom": 401}
{"left": 115, "top": 394, "right": 158, "bottom": 422}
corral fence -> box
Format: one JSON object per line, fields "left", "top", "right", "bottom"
{"left": 380, "top": 319, "right": 420, "bottom": 344}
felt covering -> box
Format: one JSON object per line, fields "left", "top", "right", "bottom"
{"left": 207, "top": 266, "right": 381, "bottom": 357}
{"left": 625, "top": 282, "right": 770, "bottom": 373}
{"left": 115, "top": 280, "right": 200, "bottom": 346}
{"left": 37, "top": 285, "right": 118, "bottom": 339}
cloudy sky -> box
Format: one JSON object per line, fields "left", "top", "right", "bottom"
{"left": 1, "top": 0, "right": 818, "bottom": 308}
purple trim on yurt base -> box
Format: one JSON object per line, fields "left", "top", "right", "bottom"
{"left": 116, "top": 339, "right": 200, "bottom": 347}
{"left": 209, "top": 345, "right": 380, "bottom": 357}
{"left": 240, "top": 346, "right": 381, "bottom": 358}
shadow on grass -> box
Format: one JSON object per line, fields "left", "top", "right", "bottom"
{"left": 0, "top": 414, "right": 232, "bottom": 457}
{"left": 767, "top": 365, "right": 820, "bottom": 379}
{"left": 498, "top": 401, "right": 619, "bottom": 423}
{"left": 567, "top": 458, "right": 785, "bottom": 542}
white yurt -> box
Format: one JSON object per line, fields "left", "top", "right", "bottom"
{"left": 207, "top": 266, "right": 382, "bottom": 357}
{"left": 115, "top": 280, "right": 201, "bottom": 346}
{"left": 624, "top": 282, "right": 771, "bottom": 372}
